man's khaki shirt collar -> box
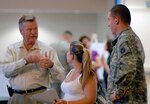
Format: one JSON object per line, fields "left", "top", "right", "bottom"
{"left": 18, "top": 41, "right": 40, "bottom": 50}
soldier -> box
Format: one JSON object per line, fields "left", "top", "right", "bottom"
{"left": 107, "top": 4, "right": 147, "bottom": 104}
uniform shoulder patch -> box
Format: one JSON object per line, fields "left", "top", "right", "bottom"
{"left": 118, "top": 42, "right": 130, "bottom": 57}
{"left": 120, "top": 46, "right": 126, "bottom": 54}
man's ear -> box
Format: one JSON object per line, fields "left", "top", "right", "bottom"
{"left": 115, "top": 16, "right": 119, "bottom": 25}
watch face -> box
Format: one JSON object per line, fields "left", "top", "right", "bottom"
{"left": 23, "top": 58, "right": 27, "bottom": 65}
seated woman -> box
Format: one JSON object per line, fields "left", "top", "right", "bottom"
{"left": 53, "top": 41, "right": 97, "bottom": 104}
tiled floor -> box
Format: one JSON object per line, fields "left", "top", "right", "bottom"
{"left": 146, "top": 76, "right": 150, "bottom": 104}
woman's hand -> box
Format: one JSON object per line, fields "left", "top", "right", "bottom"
{"left": 53, "top": 99, "right": 67, "bottom": 104}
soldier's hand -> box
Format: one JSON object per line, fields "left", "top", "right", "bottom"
{"left": 110, "top": 91, "right": 117, "bottom": 102}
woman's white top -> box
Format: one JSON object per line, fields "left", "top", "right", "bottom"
{"left": 61, "top": 70, "right": 85, "bottom": 101}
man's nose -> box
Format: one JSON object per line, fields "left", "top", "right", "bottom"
{"left": 31, "top": 29, "right": 37, "bottom": 35}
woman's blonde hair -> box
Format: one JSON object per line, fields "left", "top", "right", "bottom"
{"left": 70, "top": 41, "right": 95, "bottom": 88}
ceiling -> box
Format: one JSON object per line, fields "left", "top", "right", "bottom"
{"left": 0, "top": 0, "right": 112, "bottom": 13}
{"left": 0, "top": 0, "right": 148, "bottom": 13}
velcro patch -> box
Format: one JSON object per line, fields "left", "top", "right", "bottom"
{"left": 118, "top": 42, "right": 130, "bottom": 57}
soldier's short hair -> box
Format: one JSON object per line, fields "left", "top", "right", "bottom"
{"left": 110, "top": 4, "right": 131, "bottom": 25}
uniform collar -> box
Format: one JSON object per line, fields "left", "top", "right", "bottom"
{"left": 112, "top": 26, "right": 131, "bottom": 46}
{"left": 118, "top": 26, "right": 131, "bottom": 36}
{"left": 112, "top": 36, "right": 118, "bottom": 47}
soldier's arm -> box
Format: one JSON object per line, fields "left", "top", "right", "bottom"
{"left": 114, "top": 40, "right": 137, "bottom": 99}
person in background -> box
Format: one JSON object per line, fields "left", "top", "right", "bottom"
{"left": 53, "top": 41, "right": 97, "bottom": 104}
{"left": 61, "top": 30, "right": 73, "bottom": 44}
{"left": 50, "top": 30, "right": 73, "bottom": 98}
{"left": 51, "top": 30, "right": 73, "bottom": 76}
{"left": 0, "top": 15, "right": 65, "bottom": 104}
{"left": 91, "top": 33, "right": 98, "bottom": 43}
{"left": 101, "top": 39, "right": 112, "bottom": 89}
{"left": 79, "top": 35, "right": 101, "bottom": 71}
{"left": 107, "top": 4, "right": 147, "bottom": 103}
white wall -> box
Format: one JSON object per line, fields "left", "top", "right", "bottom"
{"left": 97, "top": 13, "right": 113, "bottom": 42}
{"left": 130, "top": 10, "right": 150, "bottom": 70}
{"left": 94, "top": 0, "right": 115, "bottom": 42}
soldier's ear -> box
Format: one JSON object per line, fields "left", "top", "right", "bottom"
{"left": 115, "top": 16, "right": 119, "bottom": 25}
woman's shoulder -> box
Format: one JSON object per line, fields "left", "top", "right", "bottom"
{"left": 87, "top": 74, "right": 97, "bottom": 84}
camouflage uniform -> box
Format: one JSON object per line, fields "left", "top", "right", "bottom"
{"left": 107, "top": 27, "right": 147, "bottom": 104}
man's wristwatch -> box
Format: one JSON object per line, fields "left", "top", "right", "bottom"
{"left": 23, "top": 58, "right": 28, "bottom": 65}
